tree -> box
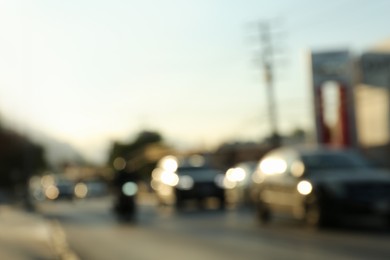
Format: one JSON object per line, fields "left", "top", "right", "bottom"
{"left": 107, "top": 130, "right": 165, "bottom": 181}
{"left": 0, "top": 127, "right": 46, "bottom": 192}
{"left": 108, "top": 131, "right": 162, "bottom": 165}
{"left": 291, "top": 128, "right": 306, "bottom": 139}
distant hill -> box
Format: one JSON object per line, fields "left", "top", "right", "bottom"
{"left": 1, "top": 115, "right": 87, "bottom": 168}
{"left": 27, "top": 130, "right": 86, "bottom": 167}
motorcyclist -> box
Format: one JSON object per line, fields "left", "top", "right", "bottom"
{"left": 112, "top": 159, "right": 140, "bottom": 219}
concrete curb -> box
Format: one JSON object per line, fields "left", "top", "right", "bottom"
{"left": 0, "top": 205, "right": 80, "bottom": 260}
{"left": 49, "top": 220, "right": 80, "bottom": 260}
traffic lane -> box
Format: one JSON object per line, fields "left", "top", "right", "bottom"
{"left": 40, "top": 207, "right": 307, "bottom": 260}
{"left": 39, "top": 199, "right": 390, "bottom": 260}
{"left": 155, "top": 206, "right": 390, "bottom": 260}
{"left": 37, "top": 198, "right": 390, "bottom": 260}
{"left": 38, "top": 200, "right": 259, "bottom": 260}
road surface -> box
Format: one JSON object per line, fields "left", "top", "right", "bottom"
{"left": 37, "top": 196, "right": 390, "bottom": 260}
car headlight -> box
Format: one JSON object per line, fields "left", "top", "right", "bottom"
{"left": 176, "top": 175, "right": 194, "bottom": 190}
{"left": 161, "top": 171, "right": 179, "bottom": 186}
{"left": 297, "top": 180, "right": 312, "bottom": 195}
{"left": 226, "top": 167, "right": 246, "bottom": 183}
{"left": 74, "top": 182, "right": 88, "bottom": 199}
{"left": 122, "top": 182, "right": 138, "bottom": 196}
{"left": 45, "top": 185, "right": 59, "bottom": 200}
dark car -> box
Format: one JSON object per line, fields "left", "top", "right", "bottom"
{"left": 152, "top": 155, "right": 226, "bottom": 210}
{"left": 174, "top": 166, "right": 226, "bottom": 209}
{"left": 252, "top": 146, "right": 390, "bottom": 228}
{"left": 40, "top": 174, "right": 76, "bottom": 201}
{"left": 55, "top": 178, "right": 76, "bottom": 200}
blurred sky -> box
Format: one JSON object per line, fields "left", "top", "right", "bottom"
{"left": 0, "top": 0, "right": 389, "bottom": 164}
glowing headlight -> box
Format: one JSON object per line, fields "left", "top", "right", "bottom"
{"left": 160, "top": 156, "right": 178, "bottom": 172}
{"left": 176, "top": 175, "right": 194, "bottom": 190}
{"left": 45, "top": 185, "right": 59, "bottom": 200}
{"left": 122, "top": 182, "right": 138, "bottom": 196}
{"left": 226, "top": 167, "right": 246, "bottom": 182}
{"left": 297, "top": 180, "right": 312, "bottom": 195}
{"left": 223, "top": 178, "right": 237, "bottom": 189}
{"left": 41, "top": 175, "right": 55, "bottom": 188}
{"left": 74, "top": 183, "right": 88, "bottom": 199}
{"left": 259, "top": 158, "right": 287, "bottom": 175}
{"left": 161, "top": 171, "right": 179, "bottom": 186}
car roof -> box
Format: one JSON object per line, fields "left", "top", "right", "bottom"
{"left": 234, "top": 161, "right": 258, "bottom": 170}
{"left": 269, "top": 144, "right": 357, "bottom": 157}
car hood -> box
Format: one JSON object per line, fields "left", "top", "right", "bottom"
{"left": 307, "top": 168, "right": 390, "bottom": 184}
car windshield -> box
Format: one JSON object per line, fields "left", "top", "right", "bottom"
{"left": 302, "top": 152, "right": 369, "bottom": 172}
{"left": 177, "top": 167, "right": 221, "bottom": 181}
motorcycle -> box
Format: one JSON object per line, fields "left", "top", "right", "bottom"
{"left": 113, "top": 181, "right": 138, "bottom": 222}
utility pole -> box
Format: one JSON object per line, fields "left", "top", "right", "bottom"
{"left": 259, "top": 21, "right": 280, "bottom": 148}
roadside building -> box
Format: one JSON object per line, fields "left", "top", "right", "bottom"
{"left": 356, "top": 39, "right": 390, "bottom": 167}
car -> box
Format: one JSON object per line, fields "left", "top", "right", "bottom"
{"left": 151, "top": 155, "right": 227, "bottom": 210}
{"left": 82, "top": 179, "right": 108, "bottom": 198}
{"left": 39, "top": 174, "right": 76, "bottom": 201}
{"left": 224, "top": 161, "right": 257, "bottom": 207}
{"left": 251, "top": 145, "right": 390, "bottom": 228}
{"left": 54, "top": 177, "right": 76, "bottom": 200}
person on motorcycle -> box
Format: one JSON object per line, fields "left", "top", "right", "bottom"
{"left": 112, "top": 159, "right": 140, "bottom": 219}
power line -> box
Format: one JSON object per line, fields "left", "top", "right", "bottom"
{"left": 256, "top": 20, "right": 284, "bottom": 147}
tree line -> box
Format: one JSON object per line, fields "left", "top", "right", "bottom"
{"left": 0, "top": 123, "right": 46, "bottom": 196}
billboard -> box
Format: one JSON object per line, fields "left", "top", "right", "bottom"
{"left": 310, "top": 50, "right": 356, "bottom": 148}
{"left": 311, "top": 50, "right": 352, "bottom": 86}
{"left": 361, "top": 52, "right": 390, "bottom": 88}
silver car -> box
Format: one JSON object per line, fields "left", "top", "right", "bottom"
{"left": 252, "top": 146, "right": 390, "bottom": 228}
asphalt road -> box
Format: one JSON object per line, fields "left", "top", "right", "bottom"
{"left": 37, "top": 196, "right": 390, "bottom": 260}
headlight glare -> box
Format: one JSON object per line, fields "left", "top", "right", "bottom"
{"left": 176, "top": 175, "right": 194, "bottom": 190}
{"left": 122, "top": 182, "right": 138, "bottom": 196}
{"left": 297, "top": 180, "right": 312, "bottom": 195}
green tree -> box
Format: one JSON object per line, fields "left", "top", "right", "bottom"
{"left": 107, "top": 130, "right": 165, "bottom": 180}
{"left": 0, "top": 127, "right": 46, "bottom": 192}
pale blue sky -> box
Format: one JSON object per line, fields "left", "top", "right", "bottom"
{"left": 0, "top": 0, "right": 389, "bottom": 163}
